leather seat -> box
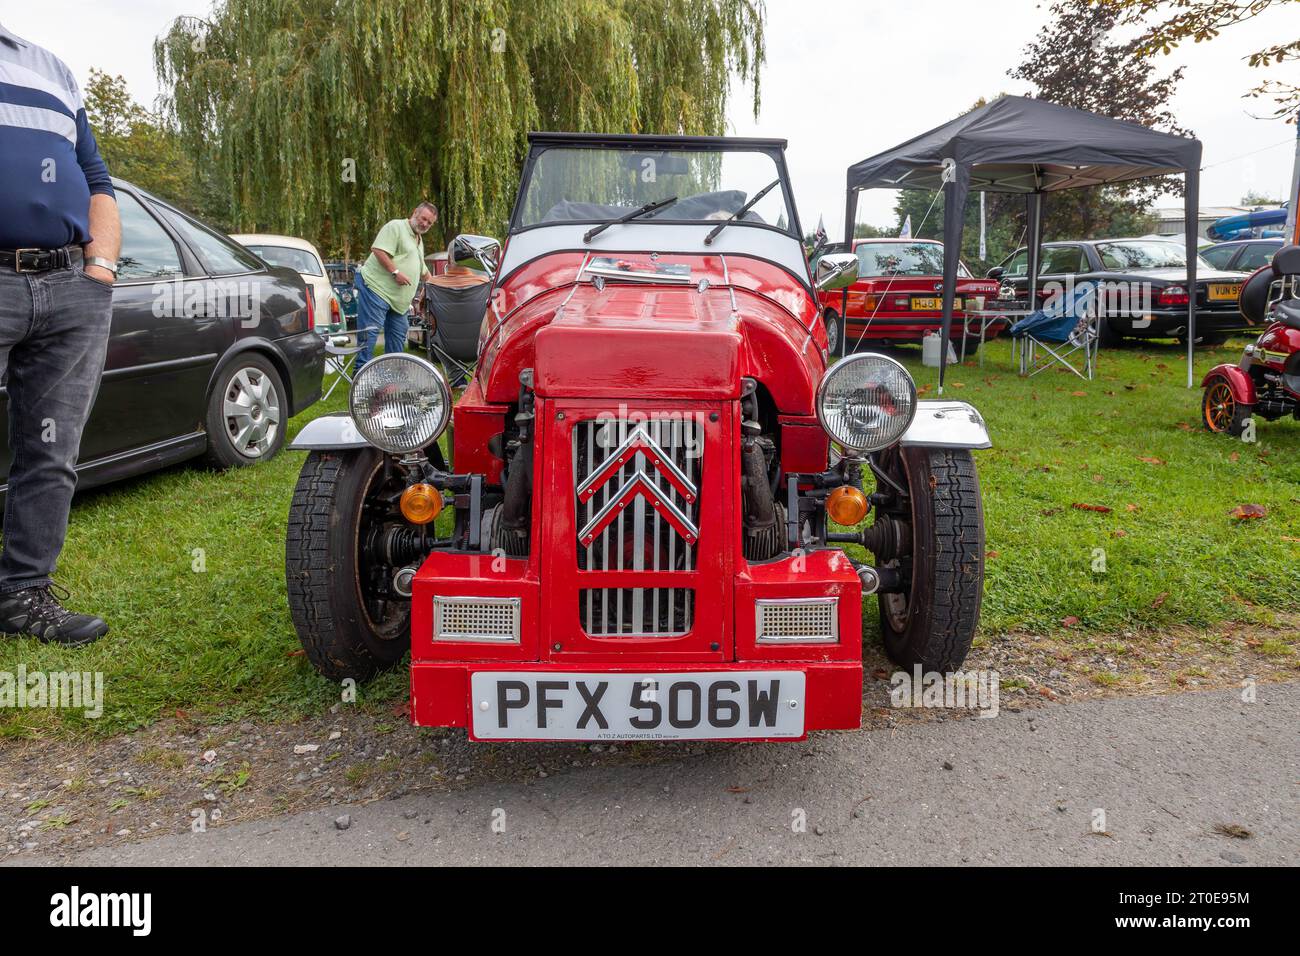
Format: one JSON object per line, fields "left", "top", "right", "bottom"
{"left": 1276, "top": 299, "right": 1300, "bottom": 331}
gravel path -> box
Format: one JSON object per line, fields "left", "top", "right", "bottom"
{"left": 14, "top": 683, "right": 1296, "bottom": 866}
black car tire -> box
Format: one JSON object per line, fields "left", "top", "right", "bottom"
{"left": 204, "top": 354, "right": 286, "bottom": 468}
{"left": 1097, "top": 317, "right": 1125, "bottom": 349}
{"left": 824, "top": 309, "right": 841, "bottom": 356}
{"left": 286, "top": 448, "right": 410, "bottom": 682}
{"left": 878, "top": 446, "right": 984, "bottom": 672}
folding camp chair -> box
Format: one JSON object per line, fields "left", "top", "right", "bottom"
{"left": 422, "top": 281, "right": 491, "bottom": 389}
{"left": 1009, "top": 282, "right": 1100, "bottom": 380}
{"left": 321, "top": 333, "right": 364, "bottom": 401}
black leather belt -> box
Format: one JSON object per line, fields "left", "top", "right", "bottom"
{"left": 0, "top": 246, "right": 80, "bottom": 273}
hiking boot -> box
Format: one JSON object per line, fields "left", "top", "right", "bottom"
{"left": 0, "top": 584, "right": 109, "bottom": 646}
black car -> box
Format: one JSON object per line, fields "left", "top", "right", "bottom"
{"left": 1200, "top": 237, "right": 1285, "bottom": 274}
{"left": 988, "top": 237, "right": 1252, "bottom": 345}
{"left": 0, "top": 179, "right": 325, "bottom": 496}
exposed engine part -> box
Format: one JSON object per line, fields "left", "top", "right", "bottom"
{"left": 858, "top": 515, "right": 911, "bottom": 562}
{"left": 391, "top": 564, "right": 417, "bottom": 598}
{"left": 498, "top": 382, "right": 535, "bottom": 553}
{"left": 740, "top": 377, "right": 783, "bottom": 556}
{"left": 482, "top": 504, "right": 529, "bottom": 557}
{"left": 366, "top": 525, "right": 432, "bottom": 568}
{"left": 744, "top": 502, "right": 787, "bottom": 561}
{"left": 1256, "top": 396, "right": 1297, "bottom": 420}
{"left": 741, "top": 440, "right": 777, "bottom": 526}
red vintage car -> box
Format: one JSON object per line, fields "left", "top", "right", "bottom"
{"left": 285, "top": 133, "right": 991, "bottom": 742}
{"left": 818, "top": 238, "right": 1001, "bottom": 355}
{"left": 1201, "top": 246, "right": 1300, "bottom": 436}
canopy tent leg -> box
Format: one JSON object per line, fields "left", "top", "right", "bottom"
{"left": 938, "top": 160, "right": 970, "bottom": 394}
{"left": 1184, "top": 167, "right": 1199, "bottom": 388}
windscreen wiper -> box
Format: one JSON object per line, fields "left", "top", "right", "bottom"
{"left": 583, "top": 196, "right": 679, "bottom": 243}
{"left": 704, "top": 178, "right": 781, "bottom": 245}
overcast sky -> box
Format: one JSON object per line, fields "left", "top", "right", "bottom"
{"left": 8, "top": 0, "right": 1297, "bottom": 238}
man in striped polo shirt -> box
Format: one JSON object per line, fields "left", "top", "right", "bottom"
{"left": 0, "top": 22, "right": 120, "bottom": 646}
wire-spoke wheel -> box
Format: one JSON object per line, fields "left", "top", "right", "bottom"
{"left": 205, "top": 354, "right": 286, "bottom": 467}
{"left": 1201, "top": 379, "right": 1251, "bottom": 437}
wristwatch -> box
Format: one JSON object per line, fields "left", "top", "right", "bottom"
{"left": 85, "top": 256, "right": 118, "bottom": 276}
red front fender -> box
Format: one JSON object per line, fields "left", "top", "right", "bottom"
{"left": 1201, "top": 363, "right": 1256, "bottom": 405}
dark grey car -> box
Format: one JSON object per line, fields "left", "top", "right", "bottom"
{"left": 0, "top": 179, "right": 325, "bottom": 495}
{"left": 989, "top": 237, "right": 1254, "bottom": 345}
{"left": 1200, "top": 238, "right": 1285, "bottom": 274}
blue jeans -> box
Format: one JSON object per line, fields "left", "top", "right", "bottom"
{"left": 354, "top": 273, "right": 409, "bottom": 367}
{"left": 0, "top": 258, "right": 113, "bottom": 593}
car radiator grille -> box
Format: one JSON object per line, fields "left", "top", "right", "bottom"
{"left": 573, "top": 415, "right": 703, "bottom": 637}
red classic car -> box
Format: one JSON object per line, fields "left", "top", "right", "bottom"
{"left": 818, "top": 238, "right": 1001, "bottom": 354}
{"left": 284, "top": 132, "right": 992, "bottom": 742}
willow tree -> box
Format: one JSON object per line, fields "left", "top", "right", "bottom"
{"left": 154, "top": 0, "right": 765, "bottom": 257}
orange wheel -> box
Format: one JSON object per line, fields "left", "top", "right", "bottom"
{"left": 1201, "top": 380, "right": 1251, "bottom": 437}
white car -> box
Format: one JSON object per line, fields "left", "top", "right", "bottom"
{"left": 232, "top": 233, "right": 340, "bottom": 332}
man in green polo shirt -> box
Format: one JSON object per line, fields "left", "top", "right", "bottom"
{"left": 354, "top": 201, "right": 437, "bottom": 366}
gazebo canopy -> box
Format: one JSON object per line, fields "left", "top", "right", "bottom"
{"left": 842, "top": 95, "right": 1204, "bottom": 388}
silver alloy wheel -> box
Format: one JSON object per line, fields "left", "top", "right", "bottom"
{"left": 223, "top": 366, "right": 282, "bottom": 458}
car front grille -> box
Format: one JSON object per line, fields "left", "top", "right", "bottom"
{"left": 573, "top": 415, "right": 703, "bottom": 637}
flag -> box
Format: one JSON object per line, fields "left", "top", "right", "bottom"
{"left": 815, "top": 214, "right": 827, "bottom": 245}
{"left": 900, "top": 215, "right": 912, "bottom": 239}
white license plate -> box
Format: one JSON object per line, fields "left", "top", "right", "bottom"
{"left": 470, "top": 671, "right": 806, "bottom": 741}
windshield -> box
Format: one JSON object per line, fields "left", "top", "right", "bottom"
{"left": 516, "top": 145, "right": 796, "bottom": 235}
{"left": 1096, "top": 241, "right": 1210, "bottom": 272}
{"left": 246, "top": 244, "right": 323, "bottom": 276}
{"left": 854, "top": 242, "right": 969, "bottom": 277}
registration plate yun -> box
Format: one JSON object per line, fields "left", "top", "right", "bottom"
{"left": 1209, "top": 283, "right": 1242, "bottom": 301}
{"left": 470, "top": 671, "right": 806, "bottom": 740}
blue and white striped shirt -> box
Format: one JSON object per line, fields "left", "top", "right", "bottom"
{"left": 0, "top": 22, "right": 113, "bottom": 249}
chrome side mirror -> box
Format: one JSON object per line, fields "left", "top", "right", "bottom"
{"left": 814, "top": 252, "right": 858, "bottom": 291}
{"left": 449, "top": 234, "right": 501, "bottom": 275}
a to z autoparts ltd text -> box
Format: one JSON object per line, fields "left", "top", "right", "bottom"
{"left": 1113, "top": 891, "right": 1252, "bottom": 930}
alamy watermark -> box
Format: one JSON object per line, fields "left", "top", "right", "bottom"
{"left": 0, "top": 665, "right": 103, "bottom": 718}
{"left": 889, "top": 665, "right": 1000, "bottom": 718}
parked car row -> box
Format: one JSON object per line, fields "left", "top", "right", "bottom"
{"left": 813, "top": 233, "right": 1282, "bottom": 355}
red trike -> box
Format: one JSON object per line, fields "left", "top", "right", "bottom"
{"left": 1202, "top": 245, "right": 1300, "bottom": 437}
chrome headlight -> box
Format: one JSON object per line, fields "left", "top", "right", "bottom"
{"left": 816, "top": 353, "right": 917, "bottom": 453}
{"left": 349, "top": 353, "right": 450, "bottom": 455}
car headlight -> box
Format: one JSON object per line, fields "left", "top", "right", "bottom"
{"left": 349, "top": 353, "right": 451, "bottom": 455}
{"left": 816, "top": 353, "right": 917, "bottom": 453}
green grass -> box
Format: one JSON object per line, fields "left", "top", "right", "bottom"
{"left": 1, "top": 336, "right": 1297, "bottom": 738}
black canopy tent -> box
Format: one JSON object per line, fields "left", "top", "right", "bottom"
{"left": 842, "top": 95, "right": 1204, "bottom": 389}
